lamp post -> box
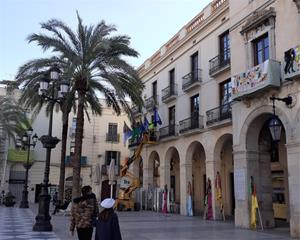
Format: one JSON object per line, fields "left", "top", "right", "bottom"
{"left": 268, "top": 95, "right": 293, "bottom": 142}
{"left": 33, "top": 66, "right": 69, "bottom": 232}
{"left": 19, "top": 127, "right": 38, "bottom": 208}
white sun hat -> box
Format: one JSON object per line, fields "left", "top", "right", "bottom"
{"left": 100, "top": 198, "right": 115, "bottom": 209}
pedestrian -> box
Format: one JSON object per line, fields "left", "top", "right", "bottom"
{"left": 70, "top": 185, "right": 99, "bottom": 240}
{"left": 95, "top": 198, "right": 122, "bottom": 240}
{"left": 52, "top": 191, "right": 58, "bottom": 206}
{"left": 162, "top": 184, "right": 168, "bottom": 214}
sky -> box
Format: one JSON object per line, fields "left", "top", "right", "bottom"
{"left": 0, "top": 0, "right": 212, "bottom": 80}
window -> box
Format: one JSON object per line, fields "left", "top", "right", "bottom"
{"left": 191, "top": 52, "right": 198, "bottom": 80}
{"left": 219, "top": 31, "right": 230, "bottom": 62}
{"left": 71, "top": 117, "right": 84, "bottom": 138}
{"left": 219, "top": 79, "right": 232, "bottom": 105}
{"left": 253, "top": 34, "right": 269, "bottom": 65}
{"left": 190, "top": 94, "right": 199, "bottom": 114}
{"left": 105, "top": 151, "right": 120, "bottom": 166}
{"left": 107, "top": 123, "right": 118, "bottom": 141}
{"left": 152, "top": 81, "right": 157, "bottom": 103}
{"left": 169, "top": 69, "right": 175, "bottom": 93}
{"left": 169, "top": 106, "right": 176, "bottom": 135}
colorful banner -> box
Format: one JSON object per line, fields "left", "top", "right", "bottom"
{"left": 284, "top": 45, "right": 300, "bottom": 77}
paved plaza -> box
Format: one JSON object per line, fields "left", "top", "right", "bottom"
{"left": 0, "top": 205, "right": 295, "bottom": 240}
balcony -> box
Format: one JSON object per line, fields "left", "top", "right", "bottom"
{"left": 182, "top": 69, "right": 202, "bottom": 92}
{"left": 159, "top": 124, "right": 178, "bottom": 140}
{"left": 101, "top": 164, "right": 120, "bottom": 176}
{"left": 145, "top": 95, "right": 159, "bottom": 111}
{"left": 283, "top": 45, "right": 300, "bottom": 81}
{"left": 106, "top": 133, "right": 120, "bottom": 143}
{"left": 231, "top": 59, "right": 281, "bottom": 100}
{"left": 162, "top": 84, "right": 178, "bottom": 103}
{"left": 209, "top": 50, "right": 231, "bottom": 76}
{"left": 179, "top": 114, "right": 204, "bottom": 135}
{"left": 206, "top": 103, "right": 232, "bottom": 127}
{"left": 131, "top": 105, "right": 142, "bottom": 118}
{"left": 65, "top": 155, "right": 87, "bottom": 167}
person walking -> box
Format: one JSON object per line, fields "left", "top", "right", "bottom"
{"left": 70, "top": 185, "right": 99, "bottom": 240}
{"left": 95, "top": 198, "right": 122, "bottom": 240}
{"left": 187, "top": 181, "right": 193, "bottom": 216}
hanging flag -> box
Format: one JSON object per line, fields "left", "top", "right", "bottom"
{"left": 215, "top": 171, "right": 225, "bottom": 221}
{"left": 153, "top": 107, "right": 162, "bottom": 125}
{"left": 143, "top": 116, "right": 149, "bottom": 131}
{"left": 250, "top": 176, "right": 259, "bottom": 229}
{"left": 123, "top": 121, "right": 132, "bottom": 145}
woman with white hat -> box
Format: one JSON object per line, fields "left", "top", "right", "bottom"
{"left": 95, "top": 198, "right": 122, "bottom": 240}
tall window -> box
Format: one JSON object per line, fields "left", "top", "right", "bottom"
{"left": 169, "top": 106, "right": 176, "bottom": 126}
{"left": 152, "top": 81, "right": 157, "bottom": 102}
{"left": 107, "top": 123, "right": 118, "bottom": 141}
{"left": 191, "top": 52, "right": 198, "bottom": 80}
{"left": 169, "top": 69, "right": 175, "bottom": 93}
{"left": 190, "top": 94, "right": 199, "bottom": 114}
{"left": 105, "top": 151, "right": 120, "bottom": 166}
{"left": 219, "top": 79, "right": 232, "bottom": 105}
{"left": 219, "top": 31, "right": 230, "bottom": 62}
{"left": 253, "top": 34, "right": 269, "bottom": 65}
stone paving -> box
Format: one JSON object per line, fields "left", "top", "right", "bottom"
{"left": 0, "top": 206, "right": 59, "bottom": 240}
{"left": 0, "top": 206, "right": 295, "bottom": 240}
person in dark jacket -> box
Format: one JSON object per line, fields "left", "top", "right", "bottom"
{"left": 95, "top": 198, "right": 122, "bottom": 240}
{"left": 70, "top": 185, "right": 99, "bottom": 240}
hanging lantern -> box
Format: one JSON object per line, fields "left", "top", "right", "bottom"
{"left": 269, "top": 115, "right": 282, "bottom": 142}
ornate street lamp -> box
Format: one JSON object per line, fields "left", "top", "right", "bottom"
{"left": 33, "top": 66, "right": 69, "bottom": 232}
{"left": 19, "top": 128, "right": 38, "bottom": 208}
{"left": 269, "top": 95, "right": 292, "bottom": 142}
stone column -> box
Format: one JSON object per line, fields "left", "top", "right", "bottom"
{"left": 286, "top": 140, "right": 300, "bottom": 238}
{"left": 159, "top": 164, "right": 170, "bottom": 190}
{"left": 205, "top": 149, "right": 217, "bottom": 220}
{"left": 179, "top": 163, "right": 192, "bottom": 215}
{"left": 233, "top": 145, "right": 259, "bottom": 228}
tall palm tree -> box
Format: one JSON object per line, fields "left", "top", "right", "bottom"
{"left": 17, "top": 13, "right": 144, "bottom": 198}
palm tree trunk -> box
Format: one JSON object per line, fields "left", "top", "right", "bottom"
{"left": 72, "top": 92, "right": 85, "bottom": 198}
{"left": 58, "top": 112, "right": 69, "bottom": 202}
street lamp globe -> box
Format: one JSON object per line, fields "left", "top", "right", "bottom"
{"left": 269, "top": 115, "right": 282, "bottom": 142}
{"left": 49, "top": 65, "right": 60, "bottom": 80}
{"left": 22, "top": 133, "right": 28, "bottom": 143}
{"left": 32, "top": 133, "right": 38, "bottom": 145}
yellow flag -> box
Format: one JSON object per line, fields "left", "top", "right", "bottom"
{"left": 250, "top": 195, "right": 259, "bottom": 229}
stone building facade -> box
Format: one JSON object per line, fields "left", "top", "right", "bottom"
{"left": 136, "top": 0, "right": 300, "bottom": 237}
{"left": 0, "top": 87, "right": 130, "bottom": 204}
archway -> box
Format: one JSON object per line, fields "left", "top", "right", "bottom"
{"left": 246, "top": 113, "right": 290, "bottom": 230}
{"left": 165, "top": 147, "right": 180, "bottom": 210}
{"left": 148, "top": 151, "right": 160, "bottom": 188}
{"left": 186, "top": 141, "right": 206, "bottom": 216}
{"left": 214, "top": 134, "right": 234, "bottom": 219}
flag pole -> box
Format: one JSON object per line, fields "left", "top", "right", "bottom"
{"left": 257, "top": 202, "right": 264, "bottom": 230}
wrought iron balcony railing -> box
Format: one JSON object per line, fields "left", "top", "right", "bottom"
{"left": 209, "top": 49, "right": 231, "bottom": 76}
{"left": 145, "top": 95, "right": 159, "bottom": 110}
{"left": 161, "top": 84, "right": 178, "bottom": 103}
{"left": 206, "top": 103, "right": 232, "bottom": 126}
{"left": 182, "top": 69, "right": 202, "bottom": 91}
{"left": 159, "top": 124, "right": 178, "bottom": 139}
{"left": 131, "top": 105, "right": 142, "bottom": 117}
{"left": 106, "top": 133, "right": 120, "bottom": 143}
{"left": 179, "top": 114, "right": 204, "bottom": 133}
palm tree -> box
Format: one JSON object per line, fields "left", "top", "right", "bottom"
{"left": 0, "top": 93, "right": 30, "bottom": 140}
{"left": 17, "top": 13, "right": 144, "bottom": 198}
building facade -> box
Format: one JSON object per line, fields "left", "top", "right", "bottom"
{"left": 137, "top": 0, "right": 300, "bottom": 237}
{"left": 0, "top": 87, "right": 131, "bottom": 204}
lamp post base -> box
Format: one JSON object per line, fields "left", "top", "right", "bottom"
{"left": 32, "top": 188, "right": 52, "bottom": 232}
{"left": 19, "top": 189, "right": 29, "bottom": 208}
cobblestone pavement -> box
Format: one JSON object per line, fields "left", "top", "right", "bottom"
{"left": 0, "top": 206, "right": 294, "bottom": 240}
{"left": 0, "top": 206, "right": 59, "bottom": 240}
